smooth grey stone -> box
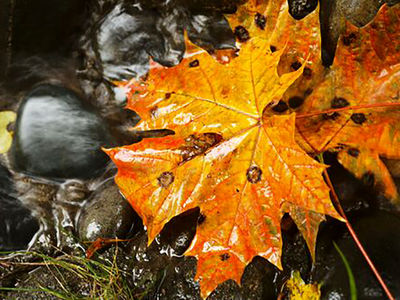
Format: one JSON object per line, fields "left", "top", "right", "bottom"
{"left": 10, "top": 84, "right": 113, "bottom": 181}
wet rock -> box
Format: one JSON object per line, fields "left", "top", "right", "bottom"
{"left": 319, "top": 0, "right": 345, "bottom": 67}
{"left": 186, "top": 13, "right": 235, "bottom": 51}
{"left": 5, "top": 263, "right": 92, "bottom": 300}
{"left": 288, "top": 0, "right": 318, "bottom": 20}
{"left": 281, "top": 220, "right": 312, "bottom": 281}
{"left": 323, "top": 152, "right": 394, "bottom": 212}
{"left": 141, "top": 256, "right": 201, "bottom": 300}
{"left": 0, "top": 164, "right": 39, "bottom": 251}
{"left": 240, "top": 256, "right": 280, "bottom": 300}
{"left": 121, "top": 233, "right": 200, "bottom": 300}
{"left": 207, "top": 280, "right": 242, "bottom": 300}
{"left": 154, "top": 208, "right": 199, "bottom": 257}
{"left": 337, "top": 0, "right": 385, "bottom": 28}
{"left": 94, "top": 2, "right": 235, "bottom": 80}
{"left": 318, "top": 0, "right": 400, "bottom": 66}
{"left": 78, "top": 178, "right": 140, "bottom": 241}
{"left": 10, "top": 84, "right": 114, "bottom": 181}
{"left": 313, "top": 210, "right": 400, "bottom": 299}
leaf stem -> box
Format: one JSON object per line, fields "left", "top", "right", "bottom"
{"left": 296, "top": 102, "right": 400, "bottom": 119}
{"left": 323, "top": 169, "right": 395, "bottom": 300}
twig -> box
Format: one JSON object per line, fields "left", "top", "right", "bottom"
{"left": 301, "top": 135, "right": 396, "bottom": 299}
{"left": 323, "top": 170, "right": 395, "bottom": 300}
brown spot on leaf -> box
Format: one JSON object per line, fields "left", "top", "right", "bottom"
{"left": 322, "top": 112, "right": 340, "bottom": 120}
{"left": 255, "top": 12, "right": 266, "bottom": 30}
{"left": 303, "top": 67, "right": 312, "bottom": 79}
{"left": 304, "top": 88, "right": 313, "bottom": 96}
{"left": 288, "top": 96, "right": 304, "bottom": 109}
{"left": 247, "top": 166, "right": 262, "bottom": 184}
{"left": 347, "top": 148, "right": 360, "bottom": 158}
{"left": 220, "top": 253, "right": 230, "bottom": 261}
{"left": 351, "top": 113, "right": 367, "bottom": 125}
{"left": 331, "top": 97, "right": 349, "bottom": 108}
{"left": 165, "top": 93, "right": 171, "bottom": 99}
{"left": 180, "top": 133, "right": 223, "bottom": 162}
{"left": 234, "top": 26, "right": 250, "bottom": 42}
{"left": 189, "top": 59, "right": 199, "bottom": 68}
{"left": 272, "top": 100, "right": 289, "bottom": 113}
{"left": 342, "top": 32, "right": 357, "bottom": 46}
{"left": 270, "top": 45, "right": 277, "bottom": 52}
{"left": 157, "top": 172, "right": 174, "bottom": 188}
{"left": 198, "top": 213, "right": 206, "bottom": 225}
{"left": 291, "top": 61, "right": 302, "bottom": 71}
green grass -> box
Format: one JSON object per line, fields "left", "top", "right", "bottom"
{"left": 0, "top": 247, "right": 144, "bottom": 300}
{"left": 333, "top": 241, "right": 357, "bottom": 300}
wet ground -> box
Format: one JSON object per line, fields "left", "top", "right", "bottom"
{"left": 1, "top": 0, "right": 400, "bottom": 299}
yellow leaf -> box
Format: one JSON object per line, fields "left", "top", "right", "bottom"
{"left": 0, "top": 111, "right": 16, "bottom": 154}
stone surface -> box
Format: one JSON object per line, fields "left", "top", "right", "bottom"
{"left": 78, "top": 178, "right": 140, "bottom": 241}
{"left": 94, "top": 1, "right": 235, "bottom": 80}
{"left": 10, "top": 84, "right": 114, "bottom": 181}
{"left": 313, "top": 210, "right": 400, "bottom": 299}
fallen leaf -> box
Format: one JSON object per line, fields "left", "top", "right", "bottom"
{"left": 105, "top": 36, "right": 341, "bottom": 298}
{"left": 295, "top": 5, "right": 400, "bottom": 203}
{"left": 285, "top": 270, "right": 321, "bottom": 300}
{"left": 0, "top": 111, "right": 16, "bottom": 154}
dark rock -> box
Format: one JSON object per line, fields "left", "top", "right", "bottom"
{"left": 281, "top": 222, "right": 312, "bottom": 281}
{"left": 10, "top": 84, "right": 114, "bottom": 181}
{"left": 313, "top": 210, "right": 400, "bottom": 299}
{"left": 207, "top": 280, "right": 242, "bottom": 300}
{"left": 337, "top": 0, "right": 383, "bottom": 28}
{"left": 121, "top": 233, "right": 200, "bottom": 300}
{"left": 187, "top": 13, "right": 235, "bottom": 52}
{"left": 288, "top": 0, "right": 318, "bottom": 20}
{"left": 94, "top": 4, "right": 157, "bottom": 80}
{"left": 78, "top": 178, "right": 141, "bottom": 241}
{"left": 324, "top": 152, "right": 374, "bottom": 212}
{"left": 94, "top": 2, "right": 235, "bottom": 81}
{"left": 240, "top": 256, "right": 280, "bottom": 300}
{"left": 154, "top": 208, "right": 198, "bottom": 257}
{"left": 319, "top": 0, "right": 345, "bottom": 67}
{"left": 0, "top": 164, "right": 39, "bottom": 251}
{"left": 5, "top": 263, "right": 92, "bottom": 300}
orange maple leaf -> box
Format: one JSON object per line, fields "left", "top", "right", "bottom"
{"left": 105, "top": 36, "right": 341, "bottom": 298}
{"left": 294, "top": 5, "right": 400, "bottom": 203}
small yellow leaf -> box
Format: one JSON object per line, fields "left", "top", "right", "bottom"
{"left": 0, "top": 111, "right": 16, "bottom": 154}
{"left": 286, "top": 271, "right": 321, "bottom": 300}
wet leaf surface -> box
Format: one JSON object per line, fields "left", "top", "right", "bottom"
{"left": 106, "top": 36, "right": 340, "bottom": 297}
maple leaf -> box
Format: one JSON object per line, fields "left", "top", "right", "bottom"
{"left": 294, "top": 5, "right": 400, "bottom": 203}
{"left": 105, "top": 36, "right": 341, "bottom": 297}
